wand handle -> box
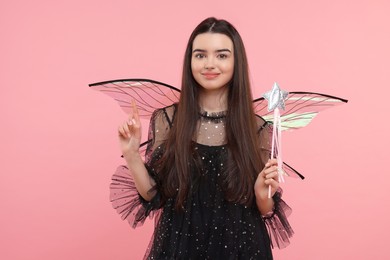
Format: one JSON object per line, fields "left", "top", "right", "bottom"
{"left": 268, "top": 108, "right": 284, "bottom": 198}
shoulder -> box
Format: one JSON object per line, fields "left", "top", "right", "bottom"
{"left": 151, "top": 103, "right": 177, "bottom": 129}
{"left": 255, "top": 115, "right": 272, "bottom": 152}
{"left": 148, "top": 104, "right": 177, "bottom": 146}
{"left": 255, "top": 115, "right": 270, "bottom": 133}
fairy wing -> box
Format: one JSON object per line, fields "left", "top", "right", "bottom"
{"left": 254, "top": 91, "right": 348, "bottom": 179}
{"left": 90, "top": 78, "right": 181, "bottom": 159}
{"left": 253, "top": 92, "right": 348, "bottom": 131}
{"left": 89, "top": 78, "right": 181, "bottom": 119}
{"left": 90, "top": 79, "right": 347, "bottom": 179}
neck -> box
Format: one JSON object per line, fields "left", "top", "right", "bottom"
{"left": 198, "top": 86, "right": 228, "bottom": 112}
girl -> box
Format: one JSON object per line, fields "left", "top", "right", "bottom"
{"left": 114, "top": 17, "right": 293, "bottom": 259}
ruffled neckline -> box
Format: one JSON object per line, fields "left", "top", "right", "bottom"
{"left": 198, "top": 109, "right": 227, "bottom": 120}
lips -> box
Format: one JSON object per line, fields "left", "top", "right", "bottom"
{"left": 202, "top": 73, "right": 220, "bottom": 79}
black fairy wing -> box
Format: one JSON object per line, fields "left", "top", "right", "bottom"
{"left": 89, "top": 78, "right": 181, "bottom": 119}
{"left": 253, "top": 92, "right": 348, "bottom": 131}
{"left": 254, "top": 91, "right": 348, "bottom": 179}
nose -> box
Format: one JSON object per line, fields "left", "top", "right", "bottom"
{"left": 204, "top": 57, "right": 215, "bottom": 69}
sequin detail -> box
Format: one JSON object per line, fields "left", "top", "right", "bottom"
{"left": 110, "top": 105, "right": 293, "bottom": 260}
{"left": 197, "top": 109, "right": 227, "bottom": 146}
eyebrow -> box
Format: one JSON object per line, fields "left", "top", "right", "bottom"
{"left": 192, "top": 48, "right": 232, "bottom": 53}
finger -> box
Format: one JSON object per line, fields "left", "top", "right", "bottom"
{"left": 265, "top": 171, "right": 279, "bottom": 180}
{"left": 259, "top": 165, "right": 276, "bottom": 179}
{"left": 131, "top": 118, "right": 138, "bottom": 128}
{"left": 132, "top": 99, "right": 140, "bottom": 123}
{"left": 123, "top": 122, "right": 131, "bottom": 138}
{"left": 264, "top": 166, "right": 278, "bottom": 175}
{"left": 264, "top": 178, "right": 280, "bottom": 188}
{"left": 118, "top": 126, "right": 127, "bottom": 138}
{"left": 265, "top": 159, "right": 278, "bottom": 168}
{"left": 269, "top": 158, "right": 278, "bottom": 166}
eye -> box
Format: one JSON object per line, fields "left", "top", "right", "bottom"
{"left": 217, "top": 53, "right": 228, "bottom": 59}
{"left": 194, "top": 53, "right": 205, "bottom": 59}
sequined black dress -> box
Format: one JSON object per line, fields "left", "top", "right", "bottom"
{"left": 110, "top": 105, "right": 294, "bottom": 259}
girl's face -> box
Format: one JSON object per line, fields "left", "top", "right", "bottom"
{"left": 191, "top": 33, "right": 234, "bottom": 93}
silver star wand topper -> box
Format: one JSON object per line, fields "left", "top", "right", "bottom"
{"left": 263, "top": 82, "right": 289, "bottom": 198}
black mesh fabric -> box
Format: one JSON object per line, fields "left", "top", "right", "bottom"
{"left": 110, "top": 105, "right": 293, "bottom": 259}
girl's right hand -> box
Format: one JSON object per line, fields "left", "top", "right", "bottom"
{"left": 118, "top": 100, "right": 142, "bottom": 156}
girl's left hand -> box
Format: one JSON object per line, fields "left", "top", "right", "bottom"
{"left": 254, "top": 159, "right": 280, "bottom": 200}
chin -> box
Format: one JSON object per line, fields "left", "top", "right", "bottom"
{"left": 199, "top": 81, "right": 228, "bottom": 91}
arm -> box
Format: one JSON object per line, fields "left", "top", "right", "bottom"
{"left": 255, "top": 163, "right": 294, "bottom": 249}
{"left": 254, "top": 159, "right": 279, "bottom": 215}
{"left": 118, "top": 100, "right": 156, "bottom": 201}
{"left": 253, "top": 119, "right": 294, "bottom": 248}
{"left": 253, "top": 118, "right": 279, "bottom": 214}
{"left": 122, "top": 150, "right": 156, "bottom": 201}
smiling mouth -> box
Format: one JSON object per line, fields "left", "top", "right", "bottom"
{"left": 202, "top": 73, "right": 220, "bottom": 79}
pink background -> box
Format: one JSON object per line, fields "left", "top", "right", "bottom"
{"left": 1, "top": 0, "right": 389, "bottom": 259}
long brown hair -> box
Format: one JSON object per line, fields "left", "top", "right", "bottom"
{"left": 157, "top": 17, "right": 264, "bottom": 209}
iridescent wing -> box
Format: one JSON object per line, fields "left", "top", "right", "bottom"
{"left": 90, "top": 78, "right": 181, "bottom": 159}
{"left": 253, "top": 92, "right": 348, "bottom": 131}
{"left": 89, "top": 78, "right": 181, "bottom": 119}
{"left": 90, "top": 79, "right": 347, "bottom": 180}
{"left": 254, "top": 91, "right": 348, "bottom": 179}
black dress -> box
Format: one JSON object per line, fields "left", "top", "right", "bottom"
{"left": 110, "top": 105, "right": 294, "bottom": 259}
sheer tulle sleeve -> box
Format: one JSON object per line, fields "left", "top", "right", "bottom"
{"left": 109, "top": 106, "right": 174, "bottom": 228}
{"left": 262, "top": 189, "right": 294, "bottom": 249}
{"left": 257, "top": 117, "right": 294, "bottom": 249}
{"left": 110, "top": 164, "right": 161, "bottom": 228}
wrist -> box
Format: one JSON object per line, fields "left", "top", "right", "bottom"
{"left": 123, "top": 150, "right": 142, "bottom": 163}
{"left": 254, "top": 187, "right": 268, "bottom": 201}
{"left": 255, "top": 189, "right": 275, "bottom": 215}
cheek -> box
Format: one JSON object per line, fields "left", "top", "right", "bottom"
{"left": 191, "top": 64, "right": 197, "bottom": 79}
{"left": 191, "top": 60, "right": 202, "bottom": 72}
{"left": 222, "top": 62, "right": 234, "bottom": 75}
{"left": 191, "top": 62, "right": 201, "bottom": 82}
